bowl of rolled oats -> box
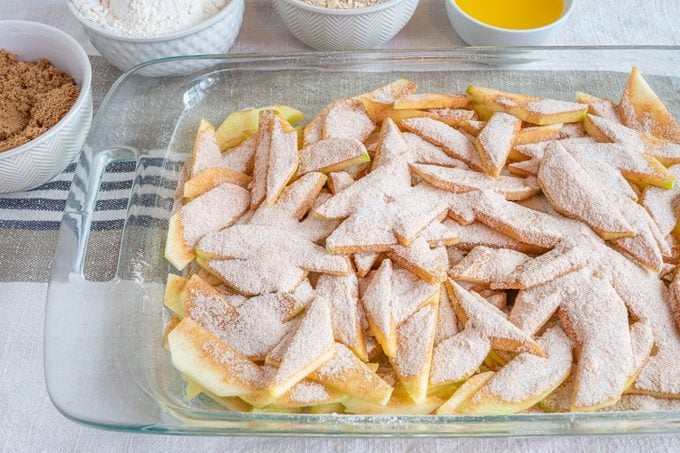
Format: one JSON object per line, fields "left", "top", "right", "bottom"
{"left": 273, "top": 0, "right": 420, "bottom": 51}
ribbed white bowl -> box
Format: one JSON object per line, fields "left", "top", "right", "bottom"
{"left": 68, "top": 0, "right": 245, "bottom": 77}
{"left": 0, "top": 20, "right": 93, "bottom": 194}
{"left": 273, "top": 0, "right": 420, "bottom": 51}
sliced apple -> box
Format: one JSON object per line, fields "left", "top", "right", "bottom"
{"left": 393, "top": 93, "right": 469, "bottom": 110}
{"left": 435, "top": 371, "right": 495, "bottom": 415}
{"left": 617, "top": 67, "right": 680, "bottom": 142}
{"left": 467, "top": 85, "right": 587, "bottom": 125}
{"left": 298, "top": 138, "right": 370, "bottom": 175}
{"left": 474, "top": 112, "right": 522, "bottom": 177}
{"left": 190, "top": 119, "right": 221, "bottom": 176}
{"left": 168, "top": 318, "right": 267, "bottom": 397}
{"left": 183, "top": 167, "right": 250, "bottom": 199}
{"left": 575, "top": 91, "right": 622, "bottom": 123}
{"left": 515, "top": 123, "right": 563, "bottom": 145}
{"left": 215, "top": 105, "right": 303, "bottom": 150}
{"left": 164, "top": 273, "right": 187, "bottom": 317}
{"left": 360, "top": 79, "right": 417, "bottom": 122}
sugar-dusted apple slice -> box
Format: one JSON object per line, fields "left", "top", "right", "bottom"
{"left": 515, "top": 123, "right": 563, "bottom": 145}
{"left": 642, "top": 164, "right": 680, "bottom": 236}
{"left": 266, "top": 113, "right": 299, "bottom": 205}
{"left": 575, "top": 91, "right": 622, "bottom": 123}
{"left": 362, "top": 259, "right": 398, "bottom": 357}
{"left": 309, "top": 343, "right": 394, "bottom": 406}
{"left": 467, "top": 85, "right": 587, "bottom": 125}
{"left": 393, "top": 92, "right": 468, "bottom": 110}
{"left": 563, "top": 141, "right": 674, "bottom": 190}
{"left": 371, "top": 118, "right": 409, "bottom": 169}
{"left": 168, "top": 318, "right": 268, "bottom": 397}
{"left": 197, "top": 224, "right": 350, "bottom": 295}
{"left": 216, "top": 104, "right": 303, "bottom": 150}
{"left": 429, "top": 281, "right": 543, "bottom": 388}
{"left": 269, "top": 296, "right": 335, "bottom": 398}
{"left": 670, "top": 271, "right": 680, "bottom": 334}
{"left": 403, "top": 132, "right": 468, "bottom": 168}
{"left": 360, "top": 78, "right": 417, "bottom": 122}
{"left": 314, "top": 161, "right": 412, "bottom": 220}
{"left": 449, "top": 246, "right": 529, "bottom": 288}
{"left": 325, "top": 185, "right": 449, "bottom": 253}
{"left": 270, "top": 380, "right": 345, "bottom": 409}
{"left": 316, "top": 272, "right": 368, "bottom": 362}
{"left": 510, "top": 269, "right": 633, "bottom": 411}
{"left": 508, "top": 240, "right": 591, "bottom": 290}
{"left": 328, "top": 171, "right": 355, "bottom": 195}
{"left": 426, "top": 108, "right": 476, "bottom": 126}
{"left": 298, "top": 138, "right": 370, "bottom": 175}
{"left": 507, "top": 158, "right": 540, "bottom": 177}
{"left": 512, "top": 136, "right": 596, "bottom": 160}
{"left": 183, "top": 167, "right": 250, "bottom": 199}
{"left": 474, "top": 112, "right": 521, "bottom": 176}
{"left": 342, "top": 388, "right": 444, "bottom": 415}
{"left": 458, "top": 120, "right": 486, "bottom": 136}
{"left": 401, "top": 117, "right": 483, "bottom": 170}
{"left": 353, "top": 252, "right": 379, "bottom": 277}
{"left": 190, "top": 119, "right": 221, "bottom": 176}
{"left": 410, "top": 163, "right": 539, "bottom": 201}
{"left": 165, "top": 182, "right": 250, "bottom": 270}
{"left": 435, "top": 371, "right": 495, "bottom": 415}
{"left": 617, "top": 67, "right": 680, "bottom": 142}
{"left": 164, "top": 273, "right": 187, "bottom": 317}
{"left": 584, "top": 113, "right": 680, "bottom": 165}
{"left": 387, "top": 236, "right": 450, "bottom": 284}
{"left": 538, "top": 142, "right": 634, "bottom": 240}
{"left": 389, "top": 265, "right": 439, "bottom": 326}
{"left": 323, "top": 97, "right": 376, "bottom": 142}
{"left": 434, "top": 285, "right": 458, "bottom": 346}
{"left": 391, "top": 305, "right": 437, "bottom": 404}
{"left": 221, "top": 134, "right": 258, "bottom": 174}
{"left": 456, "top": 326, "right": 573, "bottom": 415}
{"left": 442, "top": 219, "right": 546, "bottom": 254}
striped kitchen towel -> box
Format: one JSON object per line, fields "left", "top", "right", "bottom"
{"left": 0, "top": 151, "right": 185, "bottom": 232}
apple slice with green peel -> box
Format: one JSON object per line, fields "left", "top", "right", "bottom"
{"left": 269, "top": 380, "right": 346, "bottom": 409}
{"left": 298, "top": 138, "right": 370, "bottom": 175}
{"left": 215, "top": 104, "right": 303, "bottom": 150}
{"left": 575, "top": 91, "right": 622, "bottom": 123}
{"left": 475, "top": 112, "right": 522, "bottom": 177}
{"left": 391, "top": 305, "right": 437, "bottom": 404}
{"left": 456, "top": 326, "right": 573, "bottom": 416}
{"left": 309, "top": 343, "right": 394, "bottom": 406}
{"left": 617, "top": 67, "right": 680, "bottom": 142}
{"left": 164, "top": 182, "right": 250, "bottom": 271}
{"left": 515, "top": 123, "right": 563, "bottom": 145}
{"left": 393, "top": 93, "right": 469, "bottom": 110}
{"left": 362, "top": 259, "right": 398, "bottom": 358}
{"left": 467, "top": 85, "right": 588, "bottom": 125}
{"left": 341, "top": 383, "right": 442, "bottom": 415}
{"left": 360, "top": 78, "right": 417, "bottom": 122}
{"left": 183, "top": 167, "right": 250, "bottom": 199}
{"left": 190, "top": 119, "right": 221, "bottom": 176}
{"left": 269, "top": 296, "right": 335, "bottom": 398}
{"left": 163, "top": 273, "right": 187, "bottom": 317}
{"left": 435, "top": 371, "right": 495, "bottom": 415}
{"left": 168, "top": 318, "right": 268, "bottom": 397}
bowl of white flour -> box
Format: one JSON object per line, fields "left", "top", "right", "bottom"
{"left": 68, "top": 0, "right": 245, "bottom": 76}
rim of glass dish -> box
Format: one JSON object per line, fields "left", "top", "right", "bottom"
{"left": 49, "top": 47, "right": 680, "bottom": 436}
{"left": 447, "top": 0, "right": 576, "bottom": 34}
{"left": 66, "top": 0, "right": 242, "bottom": 42}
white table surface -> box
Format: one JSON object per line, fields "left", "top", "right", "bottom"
{"left": 2, "top": 1, "right": 680, "bottom": 451}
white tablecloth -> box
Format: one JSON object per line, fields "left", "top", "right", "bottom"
{"left": 1, "top": 0, "right": 680, "bottom": 451}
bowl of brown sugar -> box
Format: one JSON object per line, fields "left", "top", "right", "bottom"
{"left": 0, "top": 20, "right": 92, "bottom": 193}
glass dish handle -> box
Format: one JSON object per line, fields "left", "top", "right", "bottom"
{"left": 51, "top": 146, "right": 139, "bottom": 280}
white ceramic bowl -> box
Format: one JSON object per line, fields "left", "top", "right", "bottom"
{"left": 273, "top": 0, "right": 420, "bottom": 51}
{"left": 445, "top": 0, "right": 574, "bottom": 46}
{"left": 68, "top": 0, "right": 245, "bottom": 77}
{"left": 0, "top": 20, "right": 92, "bottom": 194}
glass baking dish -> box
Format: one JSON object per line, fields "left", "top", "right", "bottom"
{"left": 45, "top": 48, "right": 680, "bottom": 436}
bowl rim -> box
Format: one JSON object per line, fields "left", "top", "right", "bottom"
{"left": 277, "top": 0, "right": 417, "bottom": 16}
{"left": 447, "top": 0, "right": 575, "bottom": 34}
{"left": 0, "top": 20, "right": 92, "bottom": 160}
{"left": 67, "top": 0, "right": 242, "bottom": 43}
